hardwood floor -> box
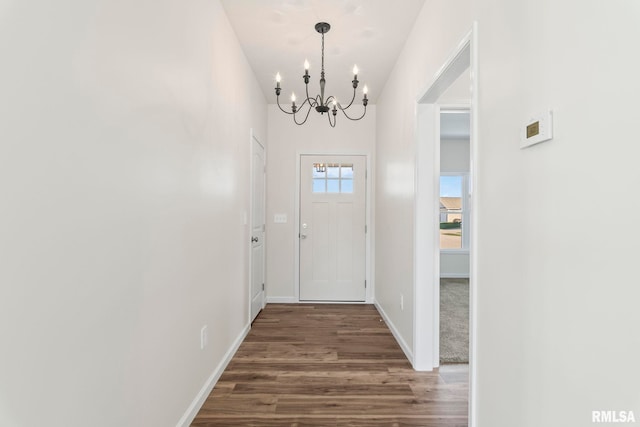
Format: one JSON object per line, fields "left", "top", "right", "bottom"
{"left": 191, "top": 304, "right": 468, "bottom": 427}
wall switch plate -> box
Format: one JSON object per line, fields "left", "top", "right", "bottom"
{"left": 274, "top": 214, "right": 287, "bottom": 223}
{"left": 200, "top": 325, "right": 208, "bottom": 350}
{"left": 521, "top": 110, "right": 553, "bottom": 148}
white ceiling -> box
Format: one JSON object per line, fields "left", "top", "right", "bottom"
{"left": 220, "top": 0, "right": 427, "bottom": 104}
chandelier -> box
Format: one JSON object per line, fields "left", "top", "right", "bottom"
{"left": 274, "top": 22, "right": 368, "bottom": 128}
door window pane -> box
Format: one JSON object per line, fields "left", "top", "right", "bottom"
{"left": 327, "top": 164, "right": 340, "bottom": 178}
{"left": 327, "top": 179, "right": 340, "bottom": 193}
{"left": 313, "top": 179, "right": 326, "bottom": 193}
{"left": 341, "top": 164, "right": 354, "bottom": 178}
{"left": 311, "top": 162, "right": 357, "bottom": 194}
{"left": 313, "top": 163, "right": 326, "bottom": 178}
{"left": 341, "top": 179, "right": 353, "bottom": 193}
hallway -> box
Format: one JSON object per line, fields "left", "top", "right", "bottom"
{"left": 192, "top": 304, "right": 468, "bottom": 426}
{"left": 3, "top": 1, "right": 639, "bottom": 425}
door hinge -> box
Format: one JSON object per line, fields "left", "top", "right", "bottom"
{"left": 365, "top": 280, "right": 367, "bottom": 288}
{"left": 262, "top": 283, "right": 265, "bottom": 291}
{"left": 365, "top": 225, "right": 367, "bottom": 233}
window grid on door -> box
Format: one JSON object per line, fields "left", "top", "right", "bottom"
{"left": 312, "top": 163, "right": 354, "bottom": 193}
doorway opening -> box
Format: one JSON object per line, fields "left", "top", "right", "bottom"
{"left": 414, "top": 23, "right": 478, "bottom": 426}
{"left": 439, "top": 109, "right": 470, "bottom": 365}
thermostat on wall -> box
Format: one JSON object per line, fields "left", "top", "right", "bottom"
{"left": 521, "top": 110, "right": 553, "bottom": 149}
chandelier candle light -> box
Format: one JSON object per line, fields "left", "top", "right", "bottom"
{"left": 274, "top": 22, "right": 368, "bottom": 127}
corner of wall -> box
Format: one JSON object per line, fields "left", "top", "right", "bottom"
{"left": 374, "top": 300, "right": 414, "bottom": 366}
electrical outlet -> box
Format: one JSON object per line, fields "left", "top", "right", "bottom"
{"left": 400, "top": 294, "right": 404, "bottom": 311}
{"left": 200, "top": 325, "right": 208, "bottom": 350}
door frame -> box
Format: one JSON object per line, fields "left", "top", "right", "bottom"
{"left": 248, "top": 129, "right": 266, "bottom": 324}
{"left": 414, "top": 22, "right": 478, "bottom": 426}
{"left": 294, "top": 151, "right": 373, "bottom": 303}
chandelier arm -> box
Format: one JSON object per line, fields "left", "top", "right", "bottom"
{"left": 339, "top": 104, "right": 367, "bottom": 121}
{"left": 327, "top": 111, "right": 337, "bottom": 128}
{"left": 276, "top": 95, "right": 295, "bottom": 115}
{"left": 339, "top": 87, "right": 358, "bottom": 110}
{"left": 304, "top": 94, "right": 319, "bottom": 108}
{"left": 305, "top": 82, "right": 314, "bottom": 105}
{"left": 293, "top": 104, "right": 314, "bottom": 125}
{"left": 298, "top": 96, "right": 314, "bottom": 110}
{"left": 324, "top": 95, "right": 335, "bottom": 106}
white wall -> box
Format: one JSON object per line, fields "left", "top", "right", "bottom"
{"left": 377, "top": 0, "right": 640, "bottom": 425}
{"left": 441, "top": 138, "right": 470, "bottom": 173}
{"left": 266, "top": 105, "right": 376, "bottom": 301}
{"left": 375, "top": 0, "right": 473, "bottom": 360}
{"left": 0, "top": 1, "right": 266, "bottom": 426}
{"left": 440, "top": 253, "right": 469, "bottom": 278}
{"left": 473, "top": 1, "right": 640, "bottom": 425}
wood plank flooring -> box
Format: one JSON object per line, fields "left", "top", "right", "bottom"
{"left": 191, "top": 304, "right": 468, "bottom": 427}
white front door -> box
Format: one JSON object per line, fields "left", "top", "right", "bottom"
{"left": 299, "top": 155, "right": 366, "bottom": 301}
{"left": 250, "top": 136, "right": 265, "bottom": 321}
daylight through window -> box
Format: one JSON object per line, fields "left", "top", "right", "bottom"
{"left": 440, "top": 175, "right": 467, "bottom": 249}
{"left": 313, "top": 163, "right": 354, "bottom": 193}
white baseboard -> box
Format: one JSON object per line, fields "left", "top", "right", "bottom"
{"left": 176, "top": 324, "right": 250, "bottom": 427}
{"left": 266, "top": 297, "right": 375, "bottom": 304}
{"left": 374, "top": 300, "right": 414, "bottom": 365}
{"left": 266, "top": 296, "right": 297, "bottom": 303}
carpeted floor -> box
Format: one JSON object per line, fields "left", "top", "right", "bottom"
{"left": 440, "top": 278, "right": 469, "bottom": 364}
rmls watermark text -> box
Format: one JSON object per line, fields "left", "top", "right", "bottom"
{"left": 592, "top": 411, "right": 636, "bottom": 423}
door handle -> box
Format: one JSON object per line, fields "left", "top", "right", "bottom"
{"left": 251, "top": 236, "right": 259, "bottom": 243}
{"left": 300, "top": 234, "right": 307, "bottom": 239}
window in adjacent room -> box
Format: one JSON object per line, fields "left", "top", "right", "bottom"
{"left": 440, "top": 174, "right": 469, "bottom": 250}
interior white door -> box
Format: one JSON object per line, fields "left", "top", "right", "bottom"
{"left": 299, "top": 155, "right": 366, "bottom": 301}
{"left": 250, "top": 136, "right": 265, "bottom": 321}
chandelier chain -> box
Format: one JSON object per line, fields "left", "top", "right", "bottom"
{"left": 321, "top": 31, "right": 325, "bottom": 75}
